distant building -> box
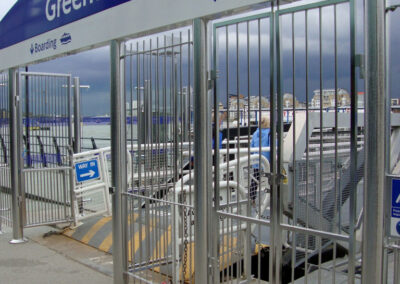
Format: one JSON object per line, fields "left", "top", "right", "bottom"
{"left": 227, "top": 94, "right": 270, "bottom": 123}
{"left": 391, "top": 98, "right": 400, "bottom": 106}
{"left": 249, "top": 96, "right": 270, "bottom": 109}
{"left": 228, "top": 94, "right": 245, "bottom": 109}
{"left": 311, "top": 88, "right": 350, "bottom": 108}
{"left": 282, "top": 93, "right": 300, "bottom": 108}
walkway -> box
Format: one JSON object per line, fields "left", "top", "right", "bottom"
{"left": 0, "top": 225, "right": 113, "bottom": 284}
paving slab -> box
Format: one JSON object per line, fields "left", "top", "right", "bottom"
{"left": 0, "top": 226, "right": 113, "bottom": 284}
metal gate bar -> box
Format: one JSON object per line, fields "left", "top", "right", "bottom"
{"left": 277, "top": 1, "right": 361, "bottom": 283}
{"left": 0, "top": 71, "right": 11, "bottom": 232}
{"left": 121, "top": 27, "right": 196, "bottom": 283}
{"left": 18, "top": 72, "right": 74, "bottom": 227}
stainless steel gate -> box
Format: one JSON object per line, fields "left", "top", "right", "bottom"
{"left": 122, "top": 30, "right": 195, "bottom": 283}
{"left": 18, "top": 72, "right": 74, "bottom": 227}
{"left": 384, "top": 3, "right": 400, "bottom": 284}
{"left": 113, "top": 1, "right": 400, "bottom": 283}
{"left": 212, "top": 0, "right": 362, "bottom": 283}
{"left": 0, "top": 71, "right": 12, "bottom": 231}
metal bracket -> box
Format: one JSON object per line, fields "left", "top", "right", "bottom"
{"left": 17, "top": 195, "right": 23, "bottom": 206}
{"left": 355, "top": 54, "right": 364, "bottom": 79}
{"left": 265, "top": 172, "right": 286, "bottom": 186}
{"left": 208, "top": 70, "right": 217, "bottom": 90}
{"left": 109, "top": 187, "right": 116, "bottom": 195}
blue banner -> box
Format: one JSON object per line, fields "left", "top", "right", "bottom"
{"left": 0, "top": 0, "right": 131, "bottom": 49}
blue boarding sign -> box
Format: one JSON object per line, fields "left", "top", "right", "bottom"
{"left": 75, "top": 159, "right": 100, "bottom": 183}
{"left": 391, "top": 179, "right": 400, "bottom": 237}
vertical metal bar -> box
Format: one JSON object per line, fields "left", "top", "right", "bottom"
{"left": 304, "top": 10, "right": 310, "bottom": 283}
{"left": 318, "top": 8, "right": 323, "bottom": 284}
{"left": 272, "top": 4, "right": 283, "bottom": 283}
{"left": 73, "top": 77, "right": 81, "bottom": 153}
{"left": 291, "top": 12, "right": 297, "bottom": 284}
{"left": 9, "top": 68, "right": 25, "bottom": 243}
{"left": 212, "top": 22, "right": 221, "bottom": 284}
{"left": 111, "top": 40, "right": 128, "bottom": 284}
{"left": 348, "top": 0, "right": 358, "bottom": 282}
{"left": 24, "top": 67, "right": 31, "bottom": 168}
{"left": 333, "top": 4, "right": 338, "bottom": 284}
{"left": 362, "top": 0, "right": 386, "bottom": 282}
{"left": 257, "top": 18, "right": 262, "bottom": 284}
{"left": 67, "top": 75, "right": 77, "bottom": 225}
{"left": 194, "top": 18, "right": 209, "bottom": 284}
{"left": 244, "top": 20, "right": 252, "bottom": 282}
{"left": 269, "top": 5, "right": 276, "bottom": 281}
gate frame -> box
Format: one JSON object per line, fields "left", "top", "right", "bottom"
{"left": 211, "top": 0, "right": 362, "bottom": 282}
{"left": 9, "top": 68, "right": 25, "bottom": 243}
{"left": 9, "top": 71, "right": 76, "bottom": 240}
{"left": 0, "top": 0, "right": 390, "bottom": 283}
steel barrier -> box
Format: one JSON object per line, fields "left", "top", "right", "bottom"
{"left": 18, "top": 72, "right": 75, "bottom": 227}
{"left": 0, "top": 1, "right": 396, "bottom": 283}
{"left": 0, "top": 71, "right": 11, "bottom": 231}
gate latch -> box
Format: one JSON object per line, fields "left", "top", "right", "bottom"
{"left": 265, "top": 172, "right": 287, "bottom": 186}
{"left": 14, "top": 95, "right": 20, "bottom": 106}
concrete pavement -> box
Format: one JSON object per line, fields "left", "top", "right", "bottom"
{"left": 0, "top": 226, "right": 113, "bottom": 284}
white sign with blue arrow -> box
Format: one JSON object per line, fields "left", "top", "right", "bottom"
{"left": 75, "top": 159, "right": 100, "bottom": 183}
{"left": 391, "top": 179, "right": 400, "bottom": 238}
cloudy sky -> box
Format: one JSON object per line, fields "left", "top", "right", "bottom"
{"left": 0, "top": 0, "right": 111, "bottom": 116}
{"left": 1, "top": 0, "right": 400, "bottom": 115}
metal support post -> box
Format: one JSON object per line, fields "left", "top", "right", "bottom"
{"left": 24, "top": 66, "right": 31, "bottom": 168}
{"left": 9, "top": 68, "right": 25, "bottom": 244}
{"left": 348, "top": 0, "right": 358, "bottom": 282}
{"left": 111, "top": 40, "right": 128, "bottom": 284}
{"left": 362, "top": 0, "right": 386, "bottom": 282}
{"left": 194, "top": 18, "right": 209, "bottom": 284}
{"left": 270, "top": 5, "right": 282, "bottom": 283}
{"left": 73, "top": 77, "right": 81, "bottom": 153}
{"left": 67, "top": 75, "right": 77, "bottom": 225}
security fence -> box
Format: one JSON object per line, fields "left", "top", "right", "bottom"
{"left": 122, "top": 28, "right": 195, "bottom": 283}
{"left": 110, "top": 0, "right": 400, "bottom": 283}
{"left": 0, "top": 71, "right": 11, "bottom": 231}
{"left": 0, "top": 0, "right": 398, "bottom": 283}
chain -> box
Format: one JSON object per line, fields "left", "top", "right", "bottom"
{"left": 182, "top": 189, "right": 189, "bottom": 279}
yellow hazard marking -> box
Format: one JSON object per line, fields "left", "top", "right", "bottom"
{"left": 152, "top": 225, "right": 172, "bottom": 273}
{"left": 179, "top": 242, "right": 195, "bottom": 282}
{"left": 128, "top": 218, "right": 156, "bottom": 262}
{"left": 254, "top": 243, "right": 269, "bottom": 254}
{"left": 81, "top": 216, "right": 112, "bottom": 244}
{"left": 174, "top": 235, "right": 238, "bottom": 282}
{"left": 219, "top": 235, "right": 238, "bottom": 271}
{"left": 63, "top": 228, "right": 76, "bottom": 237}
{"left": 282, "top": 167, "right": 288, "bottom": 184}
{"left": 98, "top": 213, "right": 138, "bottom": 252}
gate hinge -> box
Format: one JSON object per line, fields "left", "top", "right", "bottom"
{"left": 208, "top": 257, "right": 218, "bottom": 278}
{"left": 17, "top": 195, "right": 23, "bottom": 206}
{"left": 208, "top": 70, "right": 217, "bottom": 90}
{"left": 355, "top": 54, "right": 364, "bottom": 79}
{"left": 14, "top": 95, "right": 20, "bottom": 106}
